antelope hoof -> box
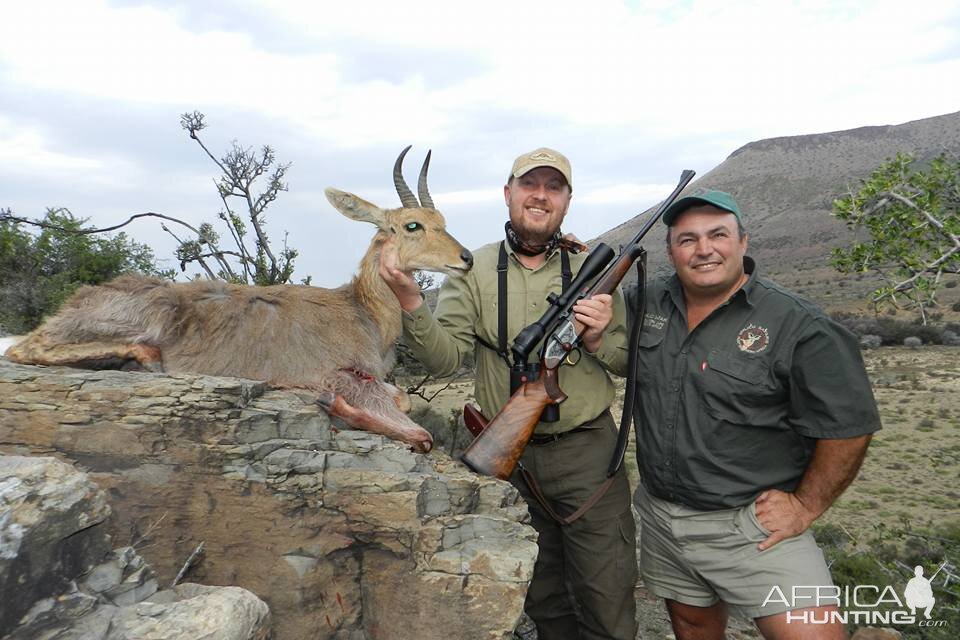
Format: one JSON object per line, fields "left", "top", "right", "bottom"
{"left": 411, "top": 433, "right": 434, "bottom": 454}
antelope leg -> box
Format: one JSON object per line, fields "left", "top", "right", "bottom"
{"left": 6, "top": 334, "right": 164, "bottom": 372}
{"left": 316, "top": 392, "right": 433, "bottom": 454}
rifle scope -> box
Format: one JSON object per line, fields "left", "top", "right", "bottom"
{"left": 510, "top": 242, "right": 615, "bottom": 365}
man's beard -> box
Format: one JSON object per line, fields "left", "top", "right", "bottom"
{"left": 505, "top": 221, "right": 561, "bottom": 256}
{"left": 509, "top": 215, "right": 561, "bottom": 246}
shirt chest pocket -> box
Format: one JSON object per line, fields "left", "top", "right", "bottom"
{"left": 477, "top": 292, "right": 501, "bottom": 347}
{"left": 635, "top": 330, "right": 665, "bottom": 386}
{"left": 695, "top": 350, "right": 786, "bottom": 424}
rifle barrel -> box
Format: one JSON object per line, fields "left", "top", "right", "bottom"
{"left": 625, "top": 169, "right": 696, "bottom": 247}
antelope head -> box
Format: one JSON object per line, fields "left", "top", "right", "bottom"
{"left": 325, "top": 146, "right": 473, "bottom": 277}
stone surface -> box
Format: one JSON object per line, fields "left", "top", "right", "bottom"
{"left": 8, "top": 582, "right": 270, "bottom": 640}
{"left": 1, "top": 455, "right": 270, "bottom": 640}
{"left": 82, "top": 546, "right": 159, "bottom": 607}
{"left": 0, "top": 455, "right": 112, "bottom": 634}
{"left": 0, "top": 360, "right": 538, "bottom": 640}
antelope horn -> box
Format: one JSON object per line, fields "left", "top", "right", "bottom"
{"left": 393, "top": 145, "right": 420, "bottom": 208}
{"left": 417, "top": 150, "right": 435, "bottom": 209}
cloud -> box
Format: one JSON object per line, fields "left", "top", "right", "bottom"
{"left": 0, "top": 116, "right": 102, "bottom": 175}
{"left": 578, "top": 182, "right": 679, "bottom": 206}
{"left": 435, "top": 188, "right": 500, "bottom": 206}
{"left": 1, "top": 0, "right": 959, "bottom": 285}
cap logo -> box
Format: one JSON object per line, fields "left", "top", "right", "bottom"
{"left": 737, "top": 324, "right": 769, "bottom": 353}
{"left": 529, "top": 152, "right": 556, "bottom": 161}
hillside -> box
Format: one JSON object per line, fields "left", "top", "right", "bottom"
{"left": 596, "top": 111, "right": 960, "bottom": 318}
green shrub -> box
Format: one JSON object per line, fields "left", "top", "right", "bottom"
{"left": 831, "top": 312, "right": 957, "bottom": 345}
{"left": 815, "top": 520, "right": 960, "bottom": 639}
{"left": 1, "top": 209, "right": 173, "bottom": 333}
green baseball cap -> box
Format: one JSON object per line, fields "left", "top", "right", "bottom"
{"left": 662, "top": 189, "right": 741, "bottom": 226}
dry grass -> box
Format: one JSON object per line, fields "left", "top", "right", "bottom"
{"left": 827, "top": 346, "right": 960, "bottom": 533}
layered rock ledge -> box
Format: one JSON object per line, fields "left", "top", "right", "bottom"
{"left": 0, "top": 360, "right": 538, "bottom": 640}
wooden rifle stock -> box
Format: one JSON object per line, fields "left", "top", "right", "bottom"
{"left": 460, "top": 367, "right": 566, "bottom": 479}
{"left": 462, "top": 404, "right": 488, "bottom": 438}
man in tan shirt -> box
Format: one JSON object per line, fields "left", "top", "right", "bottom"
{"left": 380, "top": 148, "right": 637, "bottom": 640}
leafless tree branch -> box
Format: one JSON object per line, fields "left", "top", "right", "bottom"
{"left": 171, "top": 541, "right": 205, "bottom": 588}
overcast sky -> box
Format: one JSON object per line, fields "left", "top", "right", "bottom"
{"left": 2, "top": 0, "right": 959, "bottom": 286}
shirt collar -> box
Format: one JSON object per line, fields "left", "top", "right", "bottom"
{"left": 505, "top": 241, "right": 563, "bottom": 271}
{"left": 739, "top": 256, "right": 758, "bottom": 305}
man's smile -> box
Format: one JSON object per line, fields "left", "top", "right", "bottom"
{"left": 691, "top": 261, "right": 722, "bottom": 271}
{"left": 525, "top": 205, "right": 550, "bottom": 216}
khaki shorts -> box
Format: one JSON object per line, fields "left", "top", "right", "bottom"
{"left": 635, "top": 482, "right": 835, "bottom": 620}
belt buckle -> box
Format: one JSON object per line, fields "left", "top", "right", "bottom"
{"left": 530, "top": 431, "right": 563, "bottom": 445}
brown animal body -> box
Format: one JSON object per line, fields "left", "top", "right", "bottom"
{"left": 6, "top": 149, "right": 473, "bottom": 453}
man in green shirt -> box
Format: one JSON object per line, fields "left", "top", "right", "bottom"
{"left": 609, "top": 190, "right": 880, "bottom": 640}
{"left": 380, "top": 148, "right": 638, "bottom": 640}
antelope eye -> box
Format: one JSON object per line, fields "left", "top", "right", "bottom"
{"left": 405, "top": 222, "right": 422, "bottom": 232}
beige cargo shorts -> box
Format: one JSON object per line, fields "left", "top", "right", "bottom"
{"left": 634, "top": 482, "right": 835, "bottom": 620}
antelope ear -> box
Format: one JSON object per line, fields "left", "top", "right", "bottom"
{"left": 325, "top": 188, "right": 387, "bottom": 229}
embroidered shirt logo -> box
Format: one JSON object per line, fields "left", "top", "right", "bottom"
{"left": 643, "top": 313, "right": 668, "bottom": 331}
{"left": 737, "top": 324, "right": 769, "bottom": 353}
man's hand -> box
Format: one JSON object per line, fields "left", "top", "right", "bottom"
{"left": 753, "top": 435, "right": 872, "bottom": 551}
{"left": 378, "top": 238, "right": 423, "bottom": 312}
{"left": 753, "top": 489, "right": 817, "bottom": 551}
{"left": 573, "top": 294, "right": 613, "bottom": 353}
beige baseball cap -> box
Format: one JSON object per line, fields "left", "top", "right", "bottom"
{"left": 510, "top": 147, "right": 572, "bottom": 188}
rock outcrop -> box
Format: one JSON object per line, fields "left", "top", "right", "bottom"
{"left": 0, "top": 455, "right": 270, "bottom": 640}
{"left": 0, "top": 360, "right": 538, "bottom": 640}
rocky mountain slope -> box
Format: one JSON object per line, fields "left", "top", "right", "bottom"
{"left": 597, "top": 110, "right": 960, "bottom": 316}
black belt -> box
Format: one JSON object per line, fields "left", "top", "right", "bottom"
{"left": 528, "top": 426, "right": 592, "bottom": 446}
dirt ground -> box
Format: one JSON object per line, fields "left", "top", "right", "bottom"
{"left": 403, "top": 346, "right": 960, "bottom": 638}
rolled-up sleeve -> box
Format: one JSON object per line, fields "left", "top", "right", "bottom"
{"left": 590, "top": 285, "right": 630, "bottom": 375}
{"left": 401, "top": 272, "right": 479, "bottom": 378}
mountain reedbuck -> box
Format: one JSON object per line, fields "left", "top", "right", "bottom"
{"left": 4, "top": 147, "right": 473, "bottom": 453}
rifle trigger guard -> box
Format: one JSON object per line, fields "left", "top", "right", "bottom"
{"left": 564, "top": 348, "right": 582, "bottom": 366}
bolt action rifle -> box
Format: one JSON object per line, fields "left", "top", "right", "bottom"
{"left": 461, "top": 170, "right": 696, "bottom": 480}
